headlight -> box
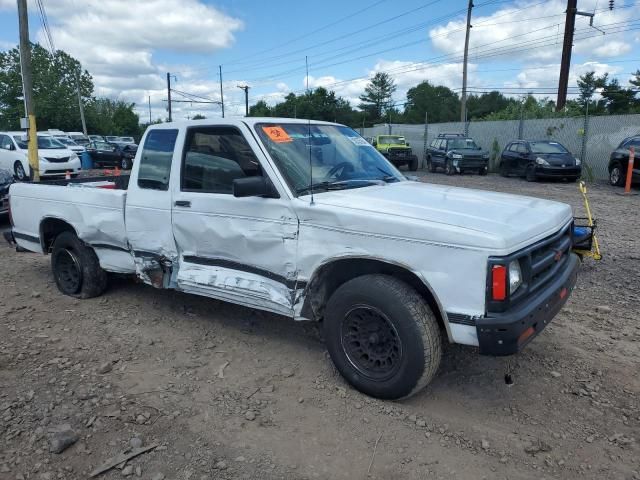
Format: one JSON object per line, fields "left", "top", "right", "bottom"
{"left": 535, "top": 157, "right": 549, "bottom": 166}
{"left": 575, "top": 157, "right": 581, "bottom": 165}
{"left": 70, "top": 153, "right": 79, "bottom": 161}
{"left": 482, "top": 153, "right": 489, "bottom": 159}
{"left": 509, "top": 260, "right": 523, "bottom": 294}
{"left": 451, "top": 153, "right": 463, "bottom": 159}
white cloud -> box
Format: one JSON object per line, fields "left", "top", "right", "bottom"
{"left": 429, "top": 0, "right": 633, "bottom": 63}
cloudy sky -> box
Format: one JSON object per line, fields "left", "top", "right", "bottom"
{"left": 0, "top": 0, "right": 638, "bottom": 122}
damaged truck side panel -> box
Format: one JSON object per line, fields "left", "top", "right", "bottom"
{"left": 7, "top": 118, "right": 580, "bottom": 400}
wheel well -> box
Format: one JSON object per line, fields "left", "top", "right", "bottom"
{"left": 300, "top": 258, "right": 446, "bottom": 332}
{"left": 40, "top": 218, "right": 77, "bottom": 253}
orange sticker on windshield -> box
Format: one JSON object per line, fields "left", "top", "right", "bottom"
{"left": 262, "top": 126, "right": 292, "bottom": 143}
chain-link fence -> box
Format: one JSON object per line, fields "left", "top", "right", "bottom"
{"left": 363, "top": 113, "right": 640, "bottom": 181}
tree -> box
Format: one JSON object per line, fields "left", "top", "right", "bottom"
{"left": 84, "top": 98, "right": 140, "bottom": 136}
{"left": 0, "top": 43, "right": 93, "bottom": 131}
{"left": 466, "top": 91, "right": 515, "bottom": 119}
{"left": 359, "top": 72, "right": 396, "bottom": 122}
{"left": 191, "top": 113, "right": 206, "bottom": 120}
{"left": 248, "top": 100, "right": 272, "bottom": 117}
{"left": 403, "top": 81, "right": 459, "bottom": 123}
{"left": 600, "top": 77, "right": 637, "bottom": 114}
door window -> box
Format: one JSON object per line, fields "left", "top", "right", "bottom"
{"left": 515, "top": 143, "right": 528, "bottom": 154}
{"left": 137, "top": 129, "right": 178, "bottom": 191}
{"left": 181, "top": 126, "right": 261, "bottom": 194}
{"left": 0, "top": 135, "right": 12, "bottom": 150}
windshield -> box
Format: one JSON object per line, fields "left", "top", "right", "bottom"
{"left": 13, "top": 135, "right": 66, "bottom": 149}
{"left": 106, "top": 136, "right": 118, "bottom": 141}
{"left": 54, "top": 137, "right": 79, "bottom": 147}
{"left": 379, "top": 136, "right": 406, "bottom": 145}
{"left": 447, "top": 138, "right": 479, "bottom": 150}
{"left": 530, "top": 142, "right": 568, "bottom": 154}
{"left": 119, "top": 137, "right": 134, "bottom": 143}
{"left": 255, "top": 123, "right": 404, "bottom": 195}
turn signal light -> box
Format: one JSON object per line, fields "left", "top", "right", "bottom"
{"left": 492, "top": 265, "right": 507, "bottom": 301}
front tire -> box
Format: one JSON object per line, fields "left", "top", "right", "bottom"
{"left": 445, "top": 160, "right": 455, "bottom": 176}
{"left": 408, "top": 156, "right": 419, "bottom": 172}
{"left": 14, "top": 161, "right": 27, "bottom": 181}
{"left": 525, "top": 165, "right": 537, "bottom": 182}
{"left": 427, "top": 157, "right": 436, "bottom": 173}
{"left": 324, "top": 275, "right": 442, "bottom": 400}
{"left": 479, "top": 166, "right": 488, "bottom": 176}
{"left": 120, "top": 157, "right": 133, "bottom": 170}
{"left": 609, "top": 163, "right": 624, "bottom": 186}
{"left": 500, "top": 162, "right": 509, "bottom": 177}
{"left": 51, "top": 231, "right": 107, "bottom": 298}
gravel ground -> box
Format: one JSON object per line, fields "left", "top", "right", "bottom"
{"left": 0, "top": 173, "right": 638, "bottom": 480}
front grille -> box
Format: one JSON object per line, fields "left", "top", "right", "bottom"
{"left": 388, "top": 148, "right": 409, "bottom": 156}
{"left": 42, "top": 169, "right": 71, "bottom": 175}
{"left": 528, "top": 224, "right": 572, "bottom": 294}
{"left": 45, "top": 156, "right": 70, "bottom": 163}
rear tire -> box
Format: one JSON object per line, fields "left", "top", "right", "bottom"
{"left": 609, "top": 163, "right": 624, "bottom": 186}
{"left": 51, "top": 231, "right": 107, "bottom": 299}
{"left": 323, "top": 274, "right": 442, "bottom": 400}
{"left": 120, "top": 157, "right": 132, "bottom": 170}
{"left": 525, "top": 165, "right": 537, "bottom": 182}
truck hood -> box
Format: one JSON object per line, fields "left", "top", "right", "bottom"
{"left": 534, "top": 152, "right": 576, "bottom": 166}
{"left": 310, "top": 181, "right": 573, "bottom": 251}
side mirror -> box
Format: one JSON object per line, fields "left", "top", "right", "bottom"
{"left": 233, "top": 176, "right": 279, "bottom": 198}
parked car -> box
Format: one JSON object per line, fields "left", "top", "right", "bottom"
{"left": 0, "top": 168, "right": 13, "bottom": 215}
{"left": 500, "top": 140, "right": 581, "bottom": 182}
{"left": 0, "top": 132, "right": 81, "bottom": 180}
{"left": 88, "top": 135, "right": 105, "bottom": 142}
{"left": 105, "top": 136, "right": 119, "bottom": 142}
{"left": 608, "top": 135, "right": 640, "bottom": 187}
{"left": 39, "top": 133, "right": 85, "bottom": 154}
{"left": 86, "top": 141, "right": 137, "bottom": 169}
{"left": 4, "top": 118, "right": 580, "bottom": 400}
{"left": 426, "top": 133, "right": 489, "bottom": 175}
{"left": 371, "top": 135, "right": 419, "bottom": 171}
{"left": 118, "top": 136, "right": 136, "bottom": 144}
{"left": 68, "top": 132, "right": 90, "bottom": 146}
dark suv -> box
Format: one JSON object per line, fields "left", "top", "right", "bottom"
{"left": 500, "top": 140, "right": 581, "bottom": 182}
{"left": 426, "top": 133, "right": 489, "bottom": 175}
{"left": 608, "top": 136, "right": 640, "bottom": 187}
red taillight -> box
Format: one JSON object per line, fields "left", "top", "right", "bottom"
{"left": 491, "top": 265, "right": 507, "bottom": 301}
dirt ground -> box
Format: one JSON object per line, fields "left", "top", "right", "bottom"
{"left": 1, "top": 173, "right": 639, "bottom": 480}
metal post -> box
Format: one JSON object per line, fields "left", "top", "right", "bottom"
{"left": 148, "top": 95, "right": 152, "bottom": 123}
{"left": 237, "top": 85, "right": 249, "bottom": 116}
{"left": 423, "top": 111, "right": 428, "bottom": 168}
{"left": 580, "top": 101, "right": 590, "bottom": 179}
{"left": 219, "top": 65, "right": 224, "bottom": 118}
{"left": 17, "top": 0, "right": 39, "bottom": 181}
{"left": 518, "top": 99, "right": 524, "bottom": 140}
{"left": 556, "top": 0, "right": 577, "bottom": 111}
{"left": 460, "top": 0, "right": 473, "bottom": 123}
{"left": 75, "top": 68, "right": 87, "bottom": 135}
{"left": 167, "top": 72, "right": 172, "bottom": 122}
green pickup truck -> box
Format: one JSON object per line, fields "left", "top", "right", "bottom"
{"left": 368, "top": 135, "right": 419, "bottom": 171}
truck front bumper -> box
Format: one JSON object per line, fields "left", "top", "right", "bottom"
{"left": 476, "top": 252, "right": 580, "bottom": 356}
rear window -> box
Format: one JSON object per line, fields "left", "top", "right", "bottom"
{"left": 137, "top": 129, "right": 178, "bottom": 191}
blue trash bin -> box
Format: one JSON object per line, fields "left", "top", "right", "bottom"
{"left": 81, "top": 152, "right": 93, "bottom": 170}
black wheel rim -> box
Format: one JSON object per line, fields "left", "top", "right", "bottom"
{"left": 15, "top": 164, "right": 25, "bottom": 180}
{"left": 341, "top": 305, "right": 403, "bottom": 381}
{"left": 54, "top": 248, "right": 82, "bottom": 294}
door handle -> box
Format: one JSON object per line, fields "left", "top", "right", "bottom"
{"left": 174, "top": 200, "right": 191, "bottom": 208}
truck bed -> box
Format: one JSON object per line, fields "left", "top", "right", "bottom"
{"left": 9, "top": 176, "right": 133, "bottom": 272}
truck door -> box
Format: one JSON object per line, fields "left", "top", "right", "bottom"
{"left": 171, "top": 124, "right": 299, "bottom": 317}
{"left": 124, "top": 127, "right": 180, "bottom": 287}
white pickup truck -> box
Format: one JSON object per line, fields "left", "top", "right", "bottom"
{"left": 4, "top": 118, "right": 579, "bottom": 399}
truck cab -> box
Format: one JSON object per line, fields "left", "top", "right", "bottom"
{"left": 6, "top": 118, "right": 579, "bottom": 400}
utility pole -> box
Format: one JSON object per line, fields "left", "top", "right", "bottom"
{"left": 75, "top": 68, "right": 87, "bottom": 135}
{"left": 237, "top": 85, "right": 250, "bottom": 116}
{"left": 557, "top": 0, "right": 577, "bottom": 111}
{"left": 219, "top": 65, "right": 225, "bottom": 118}
{"left": 166, "top": 72, "right": 172, "bottom": 122}
{"left": 148, "top": 95, "right": 152, "bottom": 123}
{"left": 460, "top": 0, "right": 473, "bottom": 123}
{"left": 17, "top": 0, "right": 39, "bottom": 181}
